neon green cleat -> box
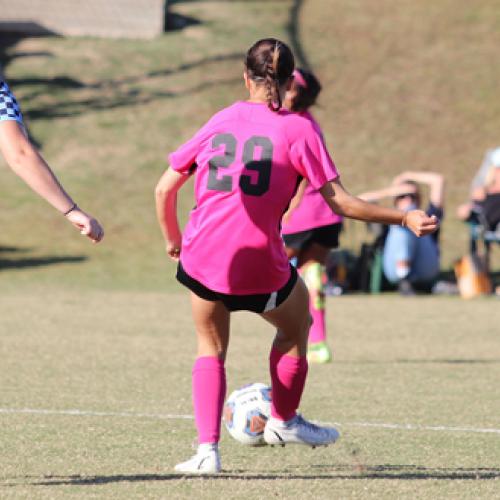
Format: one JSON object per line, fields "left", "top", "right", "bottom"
{"left": 307, "top": 342, "right": 333, "bottom": 364}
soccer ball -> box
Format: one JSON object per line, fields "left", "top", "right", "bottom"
{"left": 223, "top": 382, "right": 272, "bottom": 445}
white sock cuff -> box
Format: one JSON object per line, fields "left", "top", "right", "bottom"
{"left": 198, "top": 442, "right": 218, "bottom": 453}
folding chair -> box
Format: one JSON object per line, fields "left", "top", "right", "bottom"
{"left": 469, "top": 209, "right": 500, "bottom": 272}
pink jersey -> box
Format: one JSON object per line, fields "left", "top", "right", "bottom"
{"left": 281, "top": 111, "right": 342, "bottom": 235}
{"left": 169, "top": 101, "right": 339, "bottom": 294}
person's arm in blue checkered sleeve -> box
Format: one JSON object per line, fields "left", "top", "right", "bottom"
{"left": 0, "top": 81, "right": 24, "bottom": 125}
{"left": 0, "top": 81, "right": 104, "bottom": 243}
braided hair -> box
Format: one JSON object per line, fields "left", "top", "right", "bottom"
{"left": 245, "top": 38, "right": 295, "bottom": 112}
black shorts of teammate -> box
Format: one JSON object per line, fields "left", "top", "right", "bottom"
{"left": 176, "top": 261, "right": 298, "bottom": 313}
{"left": 282, "top": 222, "right": 342, "bottom": 252}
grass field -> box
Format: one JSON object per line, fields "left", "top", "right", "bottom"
{"left": 1, "top": 0, "right": 499, "bottom": 291}
{"left": 0, "top": 290, "right": 499, "bottom": 499}
{"left": 1, "top": 0, "right": 500, "bottom": 498}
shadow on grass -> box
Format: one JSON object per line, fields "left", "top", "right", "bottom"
{"left": 1, "top": 0, "right": 312, "bottom": 127}
{"left": 6, "top": 52, "right": 243, "bottom": 122}
{"left": 2, "top": 26, "right": 244, "bottom": 125}
{"left": 0, "top": 255, "right": 87, "bottom": 270}
{"left": 287, "top": 0, "right": 311, "bottom": 70}
{"left": 0, "top": 245, "right": 31, "bottom": 253}
{"left": 0, "top": 26, "right": 56, "bottom": 69}
{"left": 18, "top": 76, "right": 241, "bottom": 121}
{"left": 6, "top": 464, "right": 499, "bottom": 486}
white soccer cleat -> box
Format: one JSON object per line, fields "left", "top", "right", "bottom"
{"left": 264, "top": 414, "right": 339, "bottom": 448}
{"left": 174, "top": 446, "right": 221, "bottom": 474}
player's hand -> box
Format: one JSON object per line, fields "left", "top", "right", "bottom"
{"left": 404, "top": 210, "right": 439, "bottom": 237}
{"left": 66, "top": 209, "right": 104, "bottom": 243}
{"left": 166, "top": 240, "right": 182, "bottom": 261}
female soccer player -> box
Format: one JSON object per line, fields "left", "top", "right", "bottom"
{"left": 281, "top": 68, "right": 342, "bottom": 364}
{"left": 156, "top": 38, "right": 438, "bottom": 474}
{"left": 0, "top": 80, "right": 103, "bottom": 242}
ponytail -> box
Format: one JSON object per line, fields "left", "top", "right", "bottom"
{"left": 264, "top": 42, "right": 282, "bottom": 111}
{"left": 245, "top": 38, "right": 294, "bottom": 112}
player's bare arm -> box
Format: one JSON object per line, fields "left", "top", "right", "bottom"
{"left": 155, "top": 167, "right": 189, "bottom": 260}
{"left": 321, "top": 178, "right": 439, "bottom": 237}
{"left": 0, "top": 120, "right": 103, "bottom": 243}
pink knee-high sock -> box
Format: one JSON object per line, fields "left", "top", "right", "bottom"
{"left": 192, "top": 356, "right": 226, "bottom": 444}
{"left": 309, "top": 305, "right": 326, "bottom": 343}
{"left": 300, "top": 263, "right": 327, "bottom": 344}
{"left": 269, "top": 347, "right": 308, "bottom": 421}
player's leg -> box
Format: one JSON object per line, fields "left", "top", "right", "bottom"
{"left": 175, "top": 293, "right": 230, "bottom": 474}
{"left": 297, "top": 242, "right": 332, "bottom": 363}
{"left": 260, "top": 278, "right": 339, "bottom": 447}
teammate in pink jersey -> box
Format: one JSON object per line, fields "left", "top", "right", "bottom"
{"left": 282, "top": 68, "right": 341, "bottom": 364}
{"left": 155, "top": 38, "right": 438, "bottom": 474}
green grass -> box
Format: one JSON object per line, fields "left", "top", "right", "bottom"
{"left": 1, "top": 1, "right": 500, "bottom": 497}
{"left": 0, "top": 290, "right": 499, "bottom": 498}
{"left": 1, "top": 0, "right": 499, "bottom": 291}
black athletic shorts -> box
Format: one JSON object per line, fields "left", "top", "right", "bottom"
{"left": 282, "top": 222, "right": 342, "bottom": 252}
{"left": 176, "top": 261, "right": 298, "bottom": 313}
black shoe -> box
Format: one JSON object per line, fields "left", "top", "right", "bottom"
{"left": 398, "top": 279, "right": 416, "bottom": 296}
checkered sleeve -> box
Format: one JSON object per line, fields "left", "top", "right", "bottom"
{"left": 0, "top": 81, "right": 24, "bottom": 125}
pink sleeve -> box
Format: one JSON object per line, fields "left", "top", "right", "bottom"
{"left": 290, "top": 123, "right": 339, "bottom": 189}
{"left": 168, "top": 121, "right": 212, "bottom": 175}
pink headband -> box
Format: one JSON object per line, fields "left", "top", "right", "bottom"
{"left": 293, "top": 69, "right": 308, "bottom": 88}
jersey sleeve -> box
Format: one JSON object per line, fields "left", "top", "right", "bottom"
{"left": 168, "top": 118, "right": 214, "bottom": 175}
{"left": 0, "top": 81, "right": 24, "bottom": 125}
{"left": 289, "top": 121, "right": 338, "bottom": 190}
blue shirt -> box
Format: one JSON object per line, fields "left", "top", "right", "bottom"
{"left": 0, "top": 81, "right": 24, "bottom": 125}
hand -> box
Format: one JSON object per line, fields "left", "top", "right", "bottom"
{"left": 166, "top": 239, "right": 182, "bottom": 261}
{"left": 456, "top": 202, "right": 472, "bottom": 220}
{"left": 66, "top": 208, "right": 104, "bottom": 243}
{"left": 404, "top": 210, "right": 439, "bottom": 237}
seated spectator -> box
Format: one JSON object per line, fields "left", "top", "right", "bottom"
{"left": 359, "top": 171, "right": 444, "bottom": 295}
{"left": 457, "top": 147, "right": 500, "bottom": 232}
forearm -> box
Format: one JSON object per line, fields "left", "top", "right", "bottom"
{"left": 325, "top": 181, "right": 404, "bottom": 224}
{"left": 331, "top": 191, "right": 404, "bottom": 225}
{"left": 155, "top": 190, "right": 182, "bottom": 242}
{"left": 9, "top": 149, "right": 75, "bottom": 213}
{"left": 155, "top": 168, "right": 188, "bottom": 244}
{"left": 322, "top": 178, "right": 438, "bottom": 237}
{"left": 413, "top": 172, "right": 444, "bottom": 206}
{"left": 1, "top": 122, "right": 74, "bottom": 212}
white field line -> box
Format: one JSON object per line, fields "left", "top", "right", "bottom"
{"left": 317, "top": 420, "right": 500, "bottom": 435}
{"left": 0, "top": 408, "right": 193, "bottom": 420}
{"left": 1, "top": 407, "right": 499, "bottom": 435}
